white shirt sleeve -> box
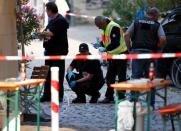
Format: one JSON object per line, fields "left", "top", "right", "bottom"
{"left": 126, "top": 23, "right": 134, "bottom": 35}
{"left": 158, "top": 25, "right": 166, "bottom": 37}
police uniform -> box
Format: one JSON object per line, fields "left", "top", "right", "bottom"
{"left": 127, "top": 17, "right": 165, "bottom": 107}
{"left": 128, "top": 17, "right": 164, "bottom": 78}
{"left": 66, "top": 43, "right": 105, "bottom": 103}
{"left": 66, "top": 56, "right": 105, "bottom": 103}
{"left": 101, "top": 20, "right": 128, "bottom": 102}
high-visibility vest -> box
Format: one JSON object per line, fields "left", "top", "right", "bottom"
{"left": 101, "top": 21, "right": 128, "bottom": 54}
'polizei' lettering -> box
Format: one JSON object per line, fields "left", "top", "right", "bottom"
{"left": 139, "top": 20, "right": 155, "bottom": 24}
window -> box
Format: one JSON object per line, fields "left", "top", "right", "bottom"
{"left": 163, "top": 13, "right": 181, "bottom": 34}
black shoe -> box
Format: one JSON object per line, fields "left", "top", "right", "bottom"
{"left": 72, "top": 98, "right": 86, "bottom": 103}
{"left": 90, "top": 93, "right": 101, "bottom": 103}
{"left": 99, "top": 98, "right": 114, "bottom": 104}
{"left": 40, "top": 97, "right": 50, "bottom": 102}
{"left": 40, "top": 117, "right": 51, "bottom": 122}
{"left": 59, "top": 98, "right": 63, "bottom": 102}
{"left": 23, "top": 114, "right": 50, "bottom": 122}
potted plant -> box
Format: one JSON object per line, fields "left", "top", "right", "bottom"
{"left": 16, "top": 0, "right": 41, "bottom": 55}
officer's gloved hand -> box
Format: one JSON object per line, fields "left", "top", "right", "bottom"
{"left": 31, "top": 32, "right": 38, "bottom": 39}
{"left": 70, "top": 81, "right": 77, "bottom": 89}
{"left": 67, "top": 71, "right": 75, "bottom": 80}
{"left": 98, "top": 47, "right": 106, "bottom": 53}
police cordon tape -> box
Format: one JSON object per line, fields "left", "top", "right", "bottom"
{"left": 0, "top": 53, "right": 181, "bottom": 61}
{"left": 66, "top": 12, "right": 121, "bottom": 21}
{"left": 66, "top": 12, "right": 95, "bottom": 20}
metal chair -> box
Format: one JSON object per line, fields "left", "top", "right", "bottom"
{"left": 158, "top": 103, "right": 181, "bottom": 131}
{"left": 20, "top": 66, "right": 49, "bottom": 114}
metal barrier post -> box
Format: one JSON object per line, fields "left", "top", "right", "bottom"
{"left": 51, "top": 67, "right": 59, "bottom": 131}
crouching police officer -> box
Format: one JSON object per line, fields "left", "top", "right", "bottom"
{"left": 66, "top": 43, "right": 105, "bottom": 103}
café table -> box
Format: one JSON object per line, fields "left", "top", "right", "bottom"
{"left": 111, "top": 78, "right": 172, "bottom": 131}
{"left": 0, "top": 79, "right": 45, "bottom": 131}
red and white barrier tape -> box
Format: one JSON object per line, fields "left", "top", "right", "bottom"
{"left": 66, "top": 12, "right": 120, "bottom": 20}
{"left": 0, "top": 53, "right": 181, "bottom": 61}
{"left": 66, "top": 12, "right": 95, "bottom": 20}
{"left": 51, "top": 67, "right": 59, "bottom": 131}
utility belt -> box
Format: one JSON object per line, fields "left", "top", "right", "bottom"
{"left": 107, "top": 45, "right": 128, "bottom": 55}
{"left": 131, "top": 49, "right": 153, "bottom": 53}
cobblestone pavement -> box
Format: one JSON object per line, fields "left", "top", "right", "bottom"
{"left": 21, "top": 25, "right": 181, "bottom": 131}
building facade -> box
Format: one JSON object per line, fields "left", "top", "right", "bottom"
{"left": 0, "top": 0, "right": 18, "bottom": 79}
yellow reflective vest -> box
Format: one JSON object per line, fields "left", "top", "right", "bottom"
{"left": 101, "top": 21, "right": 128, "bottom": 54}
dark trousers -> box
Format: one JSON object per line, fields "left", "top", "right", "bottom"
{"left": 43, "top": 59, "right": 65, "bottom": 99}
{"left": 105, "top": 58, "right": 127, "bottom": 100}
{"left": 131, "top": 49, "right": 156, "bottom": 107}
{"left": 66, "top": 73, "right": 104, "bottom": 99}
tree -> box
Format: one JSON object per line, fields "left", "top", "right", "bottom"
{"left": 103, "top": 0, "right": 148, "bottom": 26}
{"left": 103, "top": 0, "right": 181, "bottom": 26}
{"left": 148, "top": 0, "right": 180, "bottom": 11}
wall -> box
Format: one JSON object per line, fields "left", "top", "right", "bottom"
{"left": 30, "top": 0, "right": 44, "bottom": 16}
{"left": 0, "top": 0, "right": 18, "bottom": 80}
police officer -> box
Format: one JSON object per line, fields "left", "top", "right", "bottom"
{"left": 95, "top": 16, "right": 128, "bottom": 103}
{"left": 125, "top": 7, "right": 166, "bottom": 108}
{"left": 66, "top": 43, "right": 105, "bottom": 103}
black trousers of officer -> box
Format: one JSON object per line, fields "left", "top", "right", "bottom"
{"left": 105, "top": 58, "right": 127, "bottom": 100}
{"left": 43, "top": 59, "right": 65, "bottom": 100}
{"left": 66, "top": 73, "right": 104, "bottom": 99}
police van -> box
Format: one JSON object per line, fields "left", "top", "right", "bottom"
{"left": 158, "top": 8, "right": 181, "bottom": 88}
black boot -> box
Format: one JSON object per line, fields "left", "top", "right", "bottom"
{"left": 90, "top": 92, "right": 101, "bottom": 103}
{"left": 40, "top": 96, "right": 51, "bottom": 102}
{"left": 72, "top": 95, "right": 86, "bottom": 103}
{"left": 99, "top": 97, "right": 114, "bottom": 104}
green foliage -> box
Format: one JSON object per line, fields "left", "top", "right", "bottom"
{"left": 103, "top": 0, "right": 181, "bottom": 26}
{"left": 148, "top": 0, "right": 181, "bottom": 11}
{"left": 103, "top": 0, "right": 147, "bottom": 26}
{"left": 16, "top": 3, "right": 40, "bottom": 45}
{"left": 148, "top": 0, "right": 178, "bottom": 11}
